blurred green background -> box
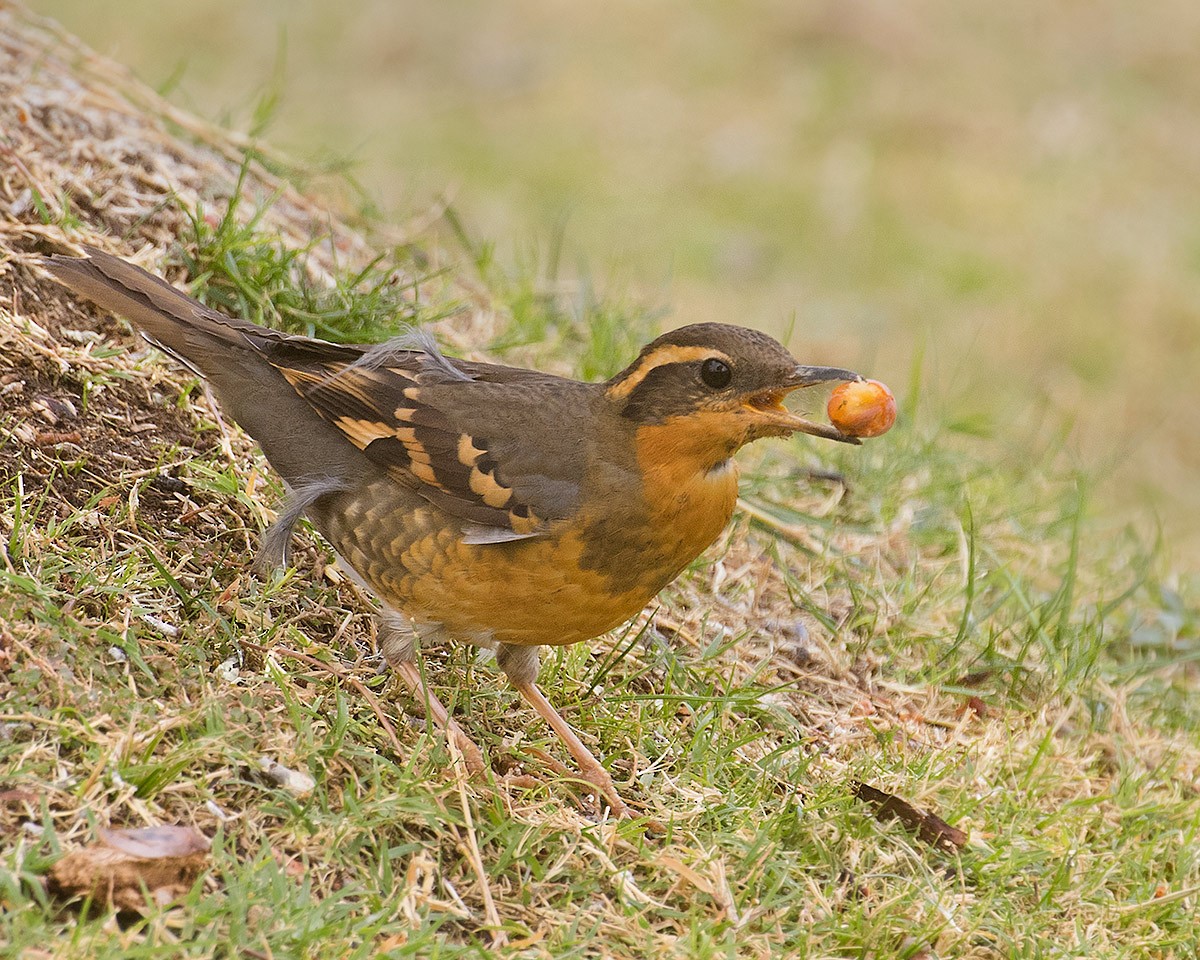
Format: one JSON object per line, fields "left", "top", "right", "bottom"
{"left": 35, "top": 0, "right": 1200, "bottom": 562}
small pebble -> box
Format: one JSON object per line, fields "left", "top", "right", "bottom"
{"left": 259, "top": 757, "right": 316, "bottom": 797}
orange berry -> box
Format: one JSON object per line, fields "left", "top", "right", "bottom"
{"left": 827, "top": 379, "right": 896, "bottom": 438}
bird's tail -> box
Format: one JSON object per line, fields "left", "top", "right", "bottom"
{"left": 40, "top": 245, "right": 371, "bottom": 488}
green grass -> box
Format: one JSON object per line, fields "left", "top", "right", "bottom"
{"left": 3, "top": 188, "right": 1200, "bottom": 958}
{"left": 171, "top": 162, "right": 459, "bottom": 343}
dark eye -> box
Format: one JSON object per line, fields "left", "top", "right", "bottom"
{"left": 700, "top": 357, "right": 732, "bottom": 389}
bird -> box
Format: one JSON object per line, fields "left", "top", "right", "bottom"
{"left": 41, "top": 244, "right": 868, "bottom": 818}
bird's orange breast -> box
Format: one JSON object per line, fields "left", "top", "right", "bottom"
{"left": 320, "top": 416, "right": 740, "bottom": 648}
{"left": 325, "top": 504, "right": 665, "bottom": 647}
{"left": 629, "top": 414, "right": 741, "bottom": 567}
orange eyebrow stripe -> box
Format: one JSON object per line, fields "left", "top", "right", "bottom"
{"left": 606, "top": 345, "right": 731, "bottom": 400}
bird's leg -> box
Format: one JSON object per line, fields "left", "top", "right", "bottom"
{"left": 378, "top": 609, "right": 486, "bottom": 775}
{"left": 496, "top": 643, "right": 634, "bottom": 819}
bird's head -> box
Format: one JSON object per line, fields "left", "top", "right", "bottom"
{"left": 605, "top": 322, "right": 862, "bottom": 470}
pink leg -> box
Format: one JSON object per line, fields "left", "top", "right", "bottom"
{"left": 511, "top": 678, "right": 633, "bottom": 818}
{"left": 379, "top": 611, "right": 486, "bottom": 776}
{"left": 391, "top": 661, "right": 486, "bottom": 775}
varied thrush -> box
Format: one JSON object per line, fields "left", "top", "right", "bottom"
{"left": 43, "top": 245, "right": 871, "bottom": 818}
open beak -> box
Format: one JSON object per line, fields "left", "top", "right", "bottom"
{"left": 743, "top": 364, "right": 864, "bottom": 445}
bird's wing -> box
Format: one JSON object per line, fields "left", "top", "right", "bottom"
{"left": 263, "top": 338, "right": 590, "bottom": 538}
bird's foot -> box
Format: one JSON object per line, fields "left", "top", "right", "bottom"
{"left": 575, "top": 758, "right": 634, "bottom": 820}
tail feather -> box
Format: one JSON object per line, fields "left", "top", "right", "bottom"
{"left": 40, "top": 245, "right": 375, "bottom": 489}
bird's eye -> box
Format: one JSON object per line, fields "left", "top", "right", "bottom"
{"left": 700, "top": 357, "right": 732, "bottom": 389}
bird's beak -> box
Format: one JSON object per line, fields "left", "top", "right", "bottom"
{"left": 788, "top": 364, "right": 863, "bottom": 389}
{"left": 743, "top": 364, "right": 863, "bottom": 445}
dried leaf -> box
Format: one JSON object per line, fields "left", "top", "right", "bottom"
{"left": 852, "top": 781, "right": 967, "bottom": 853}
{"left": 33, "top": 430, "right": 83, "bottom": 447}
{"left": 98, "top": 825, "right": 210, "bottom": 859}
{"left": 47, "top": 825, "right": 210, "bottom": 912}
{"left": 0, "top": 788, "right": 38, "bottom": 806}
